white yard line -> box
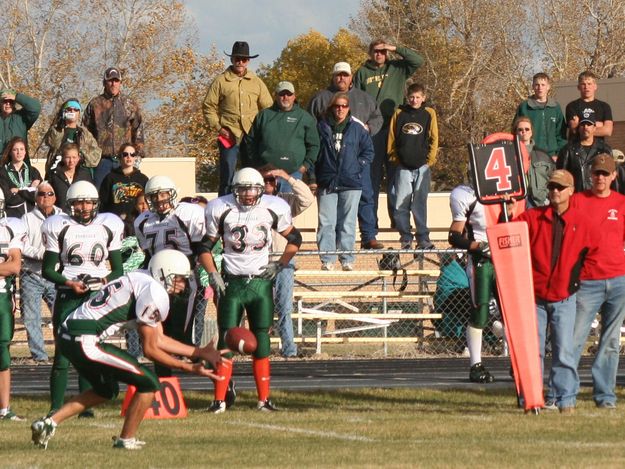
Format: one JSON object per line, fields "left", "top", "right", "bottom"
{"left": 226, "top": 420, "right": 376, "bottom": 442}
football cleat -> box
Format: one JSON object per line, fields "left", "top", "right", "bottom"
{"left": 31, "top": 417, "right": 56, "bottom": 449}
{"left": 469, "top": 362, "right": 495, "bottom": 383}
{"left": 257, "top": 399, "right": 279, "bottom": 412}
{"left": 112, "top": 436, "right": 146, "bottom": 450}
{"left": 225, "top": 380, "right": 237, "bottom": 409}
{"left": 78, "top": 409, "right": 95, "bottom": 418}
{"left": 0, "top": 410, "right": 25, "bottom": 421}
{"left": 207, "top": 400, "right": 226, "bottom": 414}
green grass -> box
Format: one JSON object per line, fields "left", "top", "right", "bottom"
{"left": 3, "top": 388, "right": 625, "bottom": 468}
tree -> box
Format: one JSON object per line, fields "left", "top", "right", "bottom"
{"left": 257, "top": 28, "right": 368, "bottom": 108}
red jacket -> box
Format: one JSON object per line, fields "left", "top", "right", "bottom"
{"left": 516, "top": 205, "right": 591, "bottom": 302}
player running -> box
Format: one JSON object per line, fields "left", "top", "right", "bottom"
{"left": 31, "top": 249, "right": 226, "bottom": 450}
{"left": 0, "top": 190, "right": 27, "bottom": 421}
{"left": 42, "top": 181, "right": 125, "bottom": 415}
{"left": 204, "top": 168, "right": 302, "bottom": 412}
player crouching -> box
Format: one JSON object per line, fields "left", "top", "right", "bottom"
{"left": 31, "top": 249, "right": 227, "bottom": 450}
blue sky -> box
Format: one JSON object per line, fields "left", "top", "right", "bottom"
{"left": 184, "top": 0, "right": 363, "bottom": 68}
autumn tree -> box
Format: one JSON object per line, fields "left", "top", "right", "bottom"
{"left": 257, "top": 28, "right": 368, "bottom": 108}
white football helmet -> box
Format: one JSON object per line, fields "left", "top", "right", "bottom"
{"left": 231, "top": 167, "right": 264, "bottom": 206}
{"left": 145, "top": 175, "right": 178, "bottom": 215}
{"left": 66, "top": 181, "right": 99, "bottom": 224}
{"left": 148, "top": 249, "right": 191, "bottom": 292}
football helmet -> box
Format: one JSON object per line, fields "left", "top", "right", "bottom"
{"left": 66, "top": 181, "right": 99, "bottom": 224}
{"left": 145, "top": 175, "right": 178, "bottom": 215}
{"left": 148, "top": 249, "right": 191, "bottom": 292}
{"left": 231, "top": 168, "right": 264, "bottom": 206}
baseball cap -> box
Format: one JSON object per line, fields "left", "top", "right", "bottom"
{"left": 275, "top": 81, "right": 295, "bottom": 94}
{"left": 548, "top": 169, "right": 574, "bottom": 188}
{"left": 104, "top": 67, "right": 122, "bottom": 81}
{"left": 578, "top": 113, "right": 596, "bottom": 125}
{"left": 591, "top": 153, "right": 616, "bottom": 173}
{"left": 333, "top": 62, "right": 352, "bottom": 75}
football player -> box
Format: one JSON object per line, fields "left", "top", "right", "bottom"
{"left": 133, "top": 176, "right": 213, "bottom": 377}
{"left": 42, "top": 181, "right": 125, "bottom": 414}
{"left": 0, "top": 190, "right": 27, "bottom": 421}
{"left": 31, "top": 249, "right": 227, "bottom": 450}
{"left": 204, "top": 167, "right": 302, "bottom": 412}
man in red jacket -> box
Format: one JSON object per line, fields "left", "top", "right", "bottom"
{"left": 508, "top": 169, "right": 592, "bottom": 413}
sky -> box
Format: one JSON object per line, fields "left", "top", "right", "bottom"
{"left": 184, "top": 0, "right": 363, "bottom": 68}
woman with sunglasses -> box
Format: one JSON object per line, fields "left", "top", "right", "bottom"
{"left": 315, "top": 92, "right": 374, "bottom": 271}
{"left": 43, "top": 98, "right": 101, "bottom": 178}
{"left": 513, "top": 116, "right": 555, "bottom": 208}
{"left": 0, "top": 137, "right": 42, "bottom": 217}
{"left": 99, "top": 143, "right": 148, "bottom": 220}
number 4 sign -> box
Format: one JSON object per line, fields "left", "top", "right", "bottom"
{"left": 468, "top": 135, "right": 526, "bottom": 205}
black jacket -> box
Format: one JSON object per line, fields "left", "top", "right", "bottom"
{"left": 556, "top": 139, "right": 611, "bottom": 192}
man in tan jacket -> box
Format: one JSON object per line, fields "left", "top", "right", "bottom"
{"left": 203, "top": 41, "right": 272, "bottom": 196}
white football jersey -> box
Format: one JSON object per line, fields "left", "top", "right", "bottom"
{"left": 134, "top": 202, "right": 206, "bottom": 258}
{"left": 42, "top": 212, "right": 124, "bottom": 280}
{"left": 62, "top": 271, "right": 169, "bottom": 340}
{"left": 0, "top": 217, "right": 26, "bottom": 292}
{"left": 205, "top": 194, "right": 292, "bottom": 276}
{"left": 450, "top": 184, "right": 487, "bottom": 243}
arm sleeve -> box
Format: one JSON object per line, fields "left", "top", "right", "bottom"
{"left": 202, "top": 80, "right": 221, "bottom": 131}
{"left": 387, "top": 109, "right": 400, "bottom": 164}
{"left": 426, "top": 107, "right": 439, "bottom": 166}
{"left": 303, "top": 115, "right": 320, "bottom": 171}
{"left": 15, "top": 93, "right": 42, "bottom": 128}
{"left": 42, "top": 251, "right": 67, "bottom": 285}
{"left": 107, "top": 250, "right": 124, "bottom": 281}
{"left": 395, "top": 46, "right": 424, "bottom": 76}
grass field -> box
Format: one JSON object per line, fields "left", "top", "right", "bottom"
{"left": 2, "top": 387, "right": 625, "bottom": 468}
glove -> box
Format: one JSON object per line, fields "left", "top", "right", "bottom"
{"left": 75, "top": 273, "right": 104, "bottom": 291}
{"left": 477, "top": 241, "right": 491, "bottom": 259}
{"left": 258, "top": 261, "right": 284, "bottom": 281}
{"left": 208, "top": 271, "right": 226, "bottom": 296}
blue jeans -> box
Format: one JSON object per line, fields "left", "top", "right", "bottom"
{"left": 392, "top": 164, "right": 431, "bottom": 246}
{"left": 20, "top": 271, "right": 55, "bottom": 361}
{"left": 218, "top": 142, "right": 239, "bottom": 196}
{"left": 274, "top": 263, "right": 297, "bottom": 356}
{"left": 94, "top": 157, "right": 119, "bottom": 190}
{"left": 371, "top": 128, "right": 395, "bottom": 223}
{"left": 357, "top": 163, "right": 378, "bottom": 243}
{"left": 572, "top": 275, "right": 625, "bottom": 406}
{"left": 317, "top": 188, "right": 361, "bottom": 266}
{"left": 276, "top": 170, "right": 302, "bottom": 194}
{"left": 536, "top": 296, "right": 578, "bottom": 408}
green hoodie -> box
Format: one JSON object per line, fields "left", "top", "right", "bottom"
{"left": 353, "top": 46, "right": 424, "bottom": 124}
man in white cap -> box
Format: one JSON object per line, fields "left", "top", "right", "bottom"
{"left": 309, "top": 62, "right": 384, "bottom": 249}
{"left": 203, "top": 41, "right": 273, "bottom": 196}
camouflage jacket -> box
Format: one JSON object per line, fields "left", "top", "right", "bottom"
{"left": 82, "top": 91, "right": 144, "bottom": 157}
{"left": 43, "top": 124, "right": 102, "bottom": 174}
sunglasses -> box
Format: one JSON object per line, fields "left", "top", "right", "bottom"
{"left": 547, "top": 184, "right": 567, "bottom": 192}
{"left": 592, "top": 170, "right": 611, "bottom": 177}
{"left": 37, "top": 191, "right": 55, "bottom": 197}
{"left": 516, "top": 127, "right": 531, "bottom": 132}
{"left": 333, "top": 104, "right": 349, "bottom": 109}
{"left": 263, "top": 177, "right": 276, "bottom": 183}
{"left": 278, "top": 91, "right": 294, "bottom": 97}
{"left": 373, "top": 49, "right": 387, "bottom": 54}
{"left": 121, "top": 151, "right": 136, "bottom": 157}
{"left": 233, "top": 56, "right": 250, "bottom": 63}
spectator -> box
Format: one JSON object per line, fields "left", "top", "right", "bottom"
{"left": 99, "top": 143, "right": 148, "bottom": 220}
{"left": 565, "top": 71, "right": 613, "bottom": 142}
{"left": 556, "top": 114, "right": 611, "bottom": 192}
{"left": 83, "top": 67, "right": 144, "bottom": 189}
{"left": 315, "top": 92, "right": 374, "bottom": 271}
{"left": 354, "top": 40, "right": 424, "bottom": 224}
{"left": 203, "top": 41, "right": 272, "bottom": 196}
{"left": 514, "top": 72, "right": 567, "bottom": 158}
{"left": 0, "top": 88, "right": 41, "bottom": 158}
{"left": 507, "top": 170, "right": 591, "bottom": 413}
{"left": 242, "top": 81, "right": 319, "bottom": 193}
{"left": 43, "top": 98, "right": 101, "bottom": 178}
{"left": 448, "top": 181, "right": 496, "bottom": 383}
{"left": 568, "top": 154, "right": 625, "bottom": 409}
{"left": 387, "top": 83, "right": 438, "bottom": 249}
{"left": 48, "top": 143, "right": 93, "bottom": 212}
{"left": 20, "top": 182, "right": 62, "bottom": 363}
{"left": 262, "top": 168, "right": 314, "bottom": 357}
{"left": 513, "top": 116, "right": 555, "bottom": 207}
{"left": 0, "top": 137, "right": 42, "bottom": 217}
{"left": 309, "top": 61, "right": 384, "bottom": 249}
{"left": 0, "top": 190, "right": 27, "bottom": 421}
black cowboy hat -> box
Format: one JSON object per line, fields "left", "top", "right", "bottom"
{"left": 224, "top": 41, "right": 259, "bottom": 59}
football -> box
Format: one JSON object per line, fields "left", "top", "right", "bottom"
{"left": 225, "top": 327, "right": 257, "bottom": 354}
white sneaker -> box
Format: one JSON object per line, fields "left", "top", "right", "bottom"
{"left": 112, "top": 437, "right": 146, "bottom": 450}
{"left": 321, "top": 263, "right": 334, "bottom": 271}
{"left": 206, "top": 400, "right": 226, "bottom": 414}
{"left": 341, "top": 263, "right": 354, "bottom": 271}
{"left": 31, "top": 417, "right": 56, "bottom": 449}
